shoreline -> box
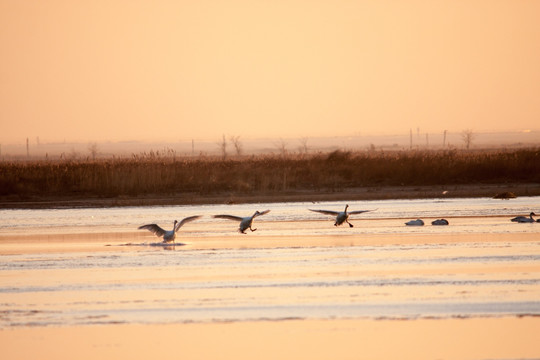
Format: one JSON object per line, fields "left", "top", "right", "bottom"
{"left": 1, "top": 183, "right": 538, "bottom": 209}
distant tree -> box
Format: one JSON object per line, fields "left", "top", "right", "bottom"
{"left": 229, "top": 135, "right": 242, "bottom": 156}
{"left": 443, "top": 130, "right": 447, "bottom": 148}
{"left": 275, "top": 138, "right": 288, "bottom": 156}
{"left": 68, "top": 148, "right": 79, "bottom": 160}
{"left": 88, "top": 142, "right": 99, "bottom": 160}
{"left": 219, "top": 134, "right": 227, "bottom": 160}
{"left": 461, "top": 129, "right": 476, "bottom": 150}
{"left": 298, "top": 137, "right": 309, "bottom": 155}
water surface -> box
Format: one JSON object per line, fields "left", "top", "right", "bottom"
{"left": 1, "top": 197, "right": 539, "bottom": 327}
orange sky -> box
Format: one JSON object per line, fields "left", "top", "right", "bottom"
{"left": 1, "top": 0, "right": 539, "bottom": 144}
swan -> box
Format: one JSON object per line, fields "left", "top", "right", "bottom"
{"left": 309, "top": 204, "right": 372, "bottom": 227}
{"left": 405, "top": 219, "right": 424, "bottom": 226}
{"left": 511, "top": 212, "right": 536, "bottom": 223}
{"left": 431, "top": 219, "right": 449, "bottom": 225}
{"left": 213, "top": 210, "right": 271, "bottom": 233}
{"left": 138, "top": 215, "right": 202, "bottom": 243}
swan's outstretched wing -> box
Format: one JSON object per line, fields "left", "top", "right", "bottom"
{"left": 175, "top": 215, "right": 202, "bottom": 232}
{"left": 213, "top": 215, "right": 244, "bottom": 222}
{"left": 348, "top": 210, "right": 373, "bottom": 215}
{"left": 309, "top": 209, "right": 340, "bottom": 216}
{"left": 253, "top": 210, "right": 271, "bottom": 218}
{"left": 138, "top": 224, "right": 166, "bottom": 237}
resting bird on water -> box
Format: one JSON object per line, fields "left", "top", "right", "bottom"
{"left": 309, "top": 204, "right": 372, "bottom": 228}
{"left": 405, "top": 219, "right": 425, "bottom": 226}
{"left": 431, "top": 219, "right": 449, "bottom": 225}
{"left": 511, "top": 212, "right": 536, "bottom": 223}
{"left": 213, "top": 210, "right": 271, "bottom": 234}
{"left": 138, "top": 215, "right": 202, "bottom": 243}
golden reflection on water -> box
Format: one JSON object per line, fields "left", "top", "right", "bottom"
{"left": 1, "top": 229, "right": 539, "bottom": 325}
{"left": 1, "top": 227, "right": 540, "bottom": 359}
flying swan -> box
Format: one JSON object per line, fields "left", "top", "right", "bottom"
{"left": 138, "top": 215, "right": 202, "bottom": 243}
{"left": 309, "top": 204, "right": 372, "bottom": 227}
{"left": 213, "top": 210, "right": 271, "bottom": 233}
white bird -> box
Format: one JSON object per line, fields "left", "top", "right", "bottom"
{"left": 511, "top": 212, "right": 536, "bottom": 223}
{"left": 138, "top": 215, "right": 201, "bottom": 243}
{"left": 309, "top": 204, "right": 372, "bottom": 227}
{"left": 405, "top": 219, "right": 424, "bottom": 226}
{"left": 213, "top": 210, "right": 271, "bottom": 233}
{"left": 431, "top": 219, "right": 449, "bottom": 225}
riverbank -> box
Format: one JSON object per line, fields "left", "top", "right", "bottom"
{"left": 1, "top": 183, "right": 539, "bottom": 209}
{"left": 2, "top": 148, "right": 539, "bottom": 209}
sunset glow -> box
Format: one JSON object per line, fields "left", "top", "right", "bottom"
{"left": 1, "top": 0, "right": 539, "bottom": 143}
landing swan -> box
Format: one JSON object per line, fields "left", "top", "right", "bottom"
{"left": 511, "top": 212, "right": 536, "bottom": 223}
{"left": 138, "top": 215, "right": 202, "bottom": 243}
{"left": 213, "top": 210, "right": 271, "bottom": 233}
{"left": 309, "top": 204, "right": 372, "bottom": 227}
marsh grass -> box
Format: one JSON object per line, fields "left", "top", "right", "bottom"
{"left": 1, "top": 148, "right": 539, "bottom": 201}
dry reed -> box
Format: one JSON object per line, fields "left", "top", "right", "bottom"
{"left": 1, "top": 148, "right": 539, "bottom": 201}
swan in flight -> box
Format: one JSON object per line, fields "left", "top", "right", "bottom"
{"left": 309, "top": 204, "right": 372, "bottom": 227}
{"left": 213, "top": 210, "right": 271, "bottom": 233}
{"left": 431, "top": 219, "right": 449, "bottom": 225}
{"left": 511, "top": 212, "right": 536, "bottom": 223}
{"left": 405, "top": 219, "right": 424, "bottom": 226}
{"left": 138, "top": 215, "right": 202, "bottom": 243}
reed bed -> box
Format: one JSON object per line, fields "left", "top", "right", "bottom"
{"left": 1, "top": 148, "right": 539, "bottom": 201}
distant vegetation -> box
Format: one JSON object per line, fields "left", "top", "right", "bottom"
{"left": 1, "top": 148, "right": 539, "bottom": 203}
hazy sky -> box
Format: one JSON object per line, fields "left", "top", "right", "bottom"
{"left": 1, "top": 0, "right": 539, "bottom": 144}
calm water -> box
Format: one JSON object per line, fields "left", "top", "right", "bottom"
{"left": 1, "top": 197, "right": 539, "bottom": 327}
{"left": 1, "top": 197, "right": 539, "bottom": 236}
